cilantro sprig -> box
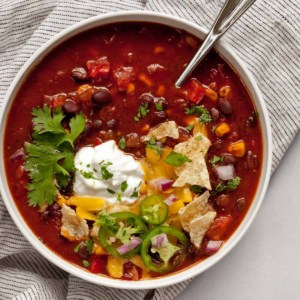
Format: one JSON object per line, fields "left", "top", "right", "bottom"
{"left": 185, "top": 105, "right": 212, "bottom": 124}
{"left": 164, "top": 151, "right": 192, "bottom": 167}
{"left": 214, "top": 176, "right": 241, "bottom": 194}
{"left": 25, "top": 106, "right": 86, "bottom": 207}
{"left": 134, "top": 103, "right": 150, "bottom": 122}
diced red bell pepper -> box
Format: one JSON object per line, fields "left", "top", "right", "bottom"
{"left": 89, "top": 256, "right": 106, "bottom": 274}
{"left": 51, "top": 93, "right": 67, "bottom": 108}
{"left": 206, "top": 214, "right": 233, "bottom": 240}
{"left": 182, "top": 79, "right": 206, "bottom": 104}
{"left": 112, "top": 66, "right": 136, "bottom": 92}
{"left": 86, "top": 56, "right": 110, "bottom": 82}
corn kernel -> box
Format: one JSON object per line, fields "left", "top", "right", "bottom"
{"left": 154, "top": 46, "right": 165, "bottom": 55}
{"left": 67, "top": 196, "right": 105, "bottom": 211}
{"left": 228, "top": 140, "right": 246, "bottom": 157}
{"left": 182, "top": 188, "right": 193, "bottom": 203}
{"left": 141, "top": 269, "right": 151, "bottom": 279}
{"left": 219, "top": 86, "right": 231, "bottom": 98}
{"left": 140, "top": 183, "right": 148, "bottom": 194}
{"left": 215, "top": 123, "right": 231, "bottom": 137}
{"left": 205, "top": 88, "right": 218, "bottom": 101}
{"left": 77, "top": 84, "right": 92, "bottom": 94}
{"left": 138, "top": 73, "right": 154, "bottom": 87}
{"left": 193, "top": 122, "right": 208, "bottom": 137}
{"left": 107, "top": 256, "right": 125, "bottom": 278}
{"left": 157, "top": 84, "right": 165, "bottom": 96}
{"left": 185, "top": 35, "right": 198, "bottom": 48}
{"left": 169, "top": 199, "right": 185, "bottom": 215}
{"left": 127, "top": 83, "right": 135, "bottom": 94}
{"left": 93, "top": 243, "right": 107, "bottom": 255}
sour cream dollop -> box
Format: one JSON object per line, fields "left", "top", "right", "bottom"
{"left": 74, "top": 140, "right": 143, "bottom": 204}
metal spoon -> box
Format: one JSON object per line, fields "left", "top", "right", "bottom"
{"left": 175, "top": 0, "right": 256, "bottom": 87}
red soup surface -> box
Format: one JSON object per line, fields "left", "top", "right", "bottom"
{"left": 4, "top": 22, "right": 262, "bottom": 280}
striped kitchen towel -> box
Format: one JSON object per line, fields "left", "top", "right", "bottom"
{"left": 0, "top": 0, "right": 299, "bottom": 299}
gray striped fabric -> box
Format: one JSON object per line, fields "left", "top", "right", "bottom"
{"left": 0, "top": 0, "right": 299, "bottom": 299}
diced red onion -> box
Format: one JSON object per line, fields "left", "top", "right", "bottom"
{"left": 205, "top": 240, "right": 223, "bottom": 254}
{"left": 116, "top": 237, "right": 142, "bottom": 255}
{"left": 164, "top": 194, "right": 178, "bottom": 206}
{"left": 10, "top": 148, "right": 25, "bottom": 161}
{"left": 149, "top": 178, "right": 174, "bottom": 192}
{"left": 151, "top": 233, "right": 168, "bottom": 248}
{"left": 214, "top": 164, "right": 235, "bottom": 181}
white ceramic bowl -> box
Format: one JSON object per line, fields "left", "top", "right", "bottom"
{"left": 0, "top": 11, "right": 272, "bottom": 290}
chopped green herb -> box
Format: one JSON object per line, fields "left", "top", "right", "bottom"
{"left": 99, "top": 161, "right": 113, "bottom": 180}
{"left": 214, "top": 176, "right": 241, "bottom": 194}
{"left": 107, "top": 188, "right": 115, "bottom": 194}
{"left": 79, "top": 170, "right": 99, "bottom": 180}
{"left": 74, "top": 243, "right": 81, "bottom": 253}
{"left": 186, "top": 124, "right": 194, "bottom": 131}
{"left": 96, "top": 211, "right": 119, "bottom": 232}
{"left": 134, "top": 103, "right": 150, "bottom": 121}
{"left": 252, "top": 111, "right": 259, "bottom": 118}
{"left": 189, "top": 185, "right": 204, "bottom": 194}
{"left": 82, "top": 260, "right": 90, "bottom": 268}
{"left": 119, "top": 137, "right": 126, "bottom": 150}
{"left": 24, "top": 106, "right": 86, "bottom": 207}
{"left": 130, "top": 187, "right": 139, "bottom": 198}
{"left": 155, "top": 102, "right": 164, "bottom": 111}
{"left": 86, "top": 164, "right": 90, "bottom": 168}
{"left": 164, "top": 151, "right": 192, "bottom": 167}
{"left": 185, "top": 105, "right": 212, "bottom": 124}
{"left": 209, "top": 155, "right": 221, "bottom": 165}
{"left": 211, "top": 125, "right": 216, "bottom": 133}
{"left": 85, "top": 239, "right": 94, "bottom": 255}
{"left": 121, "top": 181, "right": 128, "bottom": 192}
{"left": 117, "top": 192, "right": 123, "bottom": 202}
{"left": 149, "top": 137, "right": 156, "bottom": 145}
{"left": 195, "top": 135, "right": 203, "bottom": 140}
{"left": 146, "top": 144, "right": 163, "bottom": 155}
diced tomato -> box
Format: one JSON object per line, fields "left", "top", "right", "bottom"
{"left": 89, "top": 256, "right": 106, "bottom": 274}
{"left": 86, "top": 57, "right": 110, "bottom": 82}
{"left": 51, "top": 93, "right": 67, "bottom": 108}
{"left": 113, "top": 66, "right": 136, "bottom": 92}
{"left": 182, "top": 79, "right": 206, "bottom": 104}
{"left": 206, "top": 214, "right": 233, "bottom": 240}
{"left": 123, "top": 265, "right": 139, "bottom": 281}
{"left": 93, "top": 137, "right": 102, "bottom": 146}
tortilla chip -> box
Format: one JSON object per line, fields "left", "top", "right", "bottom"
{"left": 172, "top": 135, "right": 211, "bottom": 189}
{"left": 189, "top": 211, "right": 217, "bottom": 248}
{"left": 141, "top": 121, "right": 179, "bottom": 142}
{"left": 178, "top": 191, "right": 213, "bottom": 231}
{"left": 61, "top": 204, "right": 89, "bottom": 241}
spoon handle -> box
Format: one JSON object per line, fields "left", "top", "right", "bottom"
{"left": 175, "top": 0, "right": 256, "bottom": 87}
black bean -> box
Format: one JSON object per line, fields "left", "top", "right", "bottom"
{"left": 211, "top": 107, "right": 220, "bottom": 121}
{"left": 222, "top": 153, "right": 237, "bottom": 165}
{"left": 216, "top": 194, "right": 230, "bottom": 207}
{"left": 77, "top": 242, "right": 91, "bottom": 259}
{"left": 106, "top": 119, "right": 117, "bottom": 128}
{"left": 246, "top": 116, "right": 257, "bottom": 126}
{"left": 92, "top": 89, "right": 112, "bottom": 105}
{"left": 71, "top": 67, "right": 89, "bottom": 82}
{"left": 83, "top": 122, "right": 92, "bottom": 136}
{"left": 63, "top": 99, "right": 80, "bottom": 114}
{"left": 246, "top": 150, "right": 258, "bottom": 169}
{"left": 151, "top": 111, "right": 167, "bottom": 125}
{"left": 218, "top": 98, "right": 233, "bottom": 116}
{"left": 48, "top": 210, "right": 62, "bottom": 218}
{"left": 93, "top": 119, "right": 103, "bottom": 129}
{"left": 213, "top": 139, "right": 223, "bottom": 150}
{"left": 236, "top": 197, "right": 246, "bottom": 211}
{"left": 178, "top": 127, "right": 190, "bottom": 142}
{"left": 48, "top": 203, "right": 60, "bottom": 211}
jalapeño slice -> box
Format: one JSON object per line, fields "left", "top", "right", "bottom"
{"left": 141, "top": 226, "right": 189, "bottom": 273}
{"left": 98, "top": 212, "right": 147, "bottom": 258}
{"left": 140, "top": 194, "right": 169, "bottom": 225}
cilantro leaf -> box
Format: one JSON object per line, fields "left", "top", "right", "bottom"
{"left": 164, "top": 151, "right": 192, "bottom": 167}
{"left": 185, "top": 105, "right": 212, "bottom": 124}
{"left": 121, "top": 181, "right": 128, "bottom": 192}
{"left": 134, "top": 103, "right": 149, "bottom": 121}
{"left": 209, "top": 155, "right": 221, "bottom": 165}
{"left": 186, "top": 124, "right": 194, "bottom": 131}
{"left": 146, "top": 144, "right": 163, "bottom": 155}
{"left": 154, "top": 102, "right": 164, "bottom": 111}
{"left": 96, "top": 211, "right": 119, "bottom": 233}
{"left": 189, "top": 185, "right": 204, "bottom": 193}
{"left": 214, "top": 176, "right": 241, "bottom": 194}
{"left": 119, "top": 137, "right": 126, "bottom": 150}
{"left": 115, "top": 226, "right": 139, "bottom": 245}
{"left": 25, "top": 106, "right": 86, "bottom": 207}
{"left": 99, "top": 161, "right": 113, "bottom": 180}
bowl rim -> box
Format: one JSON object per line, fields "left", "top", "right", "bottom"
{"left": 0, "top": 10, "right": 272, "bottom": 290}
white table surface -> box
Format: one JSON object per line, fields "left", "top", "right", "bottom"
{"left": 176, "top": 132, "right": 300, "bottom": 300}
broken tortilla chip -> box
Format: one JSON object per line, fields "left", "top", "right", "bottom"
{"left": 141, "top": 121, "right": 179, "bottom": 142}
{"left": 172, "top": 134, "right": 211, "bottom": 189}
{"left": 189, "top": 211, "right": 217, "bottom": 248}
{"left": 178, "top": 191, "right": 213, "bottom": 231}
